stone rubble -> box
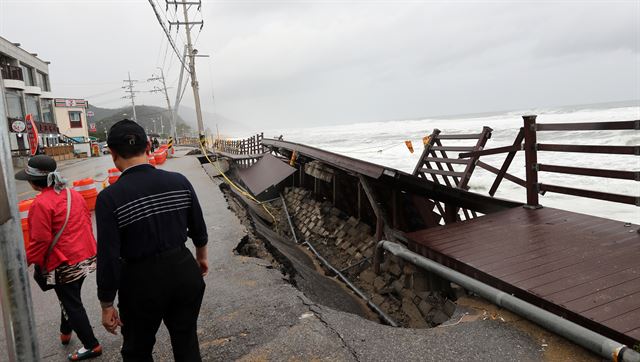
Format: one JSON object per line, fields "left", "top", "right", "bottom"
{"left": 283, "top": 186, "right": 461, "bottom": 328}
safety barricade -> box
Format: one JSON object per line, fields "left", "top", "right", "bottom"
{"left": 148, "top": 154, "right": 157, "bottom": 166}
{"left": 108, "top": 168, "right": 121, "bottom": 185}
{"left": 154, "top": 149, "right": 167, "bottom": 165}
{"left": 73, "top": 178, "right": 98, "bottom": 211}
{"left": 18, "top": 198, "right": 34, "bottom": 250}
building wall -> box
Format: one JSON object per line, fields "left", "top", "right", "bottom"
{"left": 0, "top": 37, "right": 49, "bottom": 75}
{"left": 54, "top": 99, "right": 89, "bottom": 141}
{"left": 0, "top": 36, "right": 57, "bottom": 155}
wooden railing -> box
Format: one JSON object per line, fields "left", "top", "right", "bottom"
{"left": 214, "top": 133, "right": 264, "bottom": 155}
{"left": 523, "top": 116, "right": 639, "bottom": 207}
{"left": 413, "top": 126, "right": 493, "bottom": 223}
{"left": 461, "top": 115, "right": 639, "bottom": 207}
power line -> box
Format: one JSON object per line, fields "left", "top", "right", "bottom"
{"left": 168, "top": 0, "right": 206, "bottom": 139}
{"left": 147, "top": 0, "right": 190, "bottom": 74}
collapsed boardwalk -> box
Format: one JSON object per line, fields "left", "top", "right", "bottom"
{"left": 0, "top": 149, "right": 565, "bottom": 361}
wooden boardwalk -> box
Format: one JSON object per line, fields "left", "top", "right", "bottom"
{"left": 406, "top": 206, "right": 640, "bottom": 346}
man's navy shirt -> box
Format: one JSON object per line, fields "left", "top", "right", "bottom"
{"left": 95, "top": 163, "right": 208, "bottom": 303}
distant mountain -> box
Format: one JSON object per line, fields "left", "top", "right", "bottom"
{"left": 87, "top": 104, "right": 192, "bottom": 141}
{"left": 177, "top": 105, "right": 254, "bottom": 138}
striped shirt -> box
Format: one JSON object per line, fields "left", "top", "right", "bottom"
{"left": 95, "top": 164, "right": 208, "bottom": 303}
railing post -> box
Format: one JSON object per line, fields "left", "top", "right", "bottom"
{"left": 523, "top": 115, "right": 541, "bottom": 208}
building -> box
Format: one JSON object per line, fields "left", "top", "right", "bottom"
{"left": 54, "top": 98, "right": 89, "bottom": 141}
{"left": 0, "top": 36, "right": 61, "bottom": 160}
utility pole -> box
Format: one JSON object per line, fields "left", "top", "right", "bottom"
{"left": 148, "top": 67, "right": 178, "bottom": 141}
{"left": 168, "top": 0, "right": 206, "bottom": 145}
{"left": 0, "top": 70, "right": 40, "bottom": 361}
{"left": 174, "top": 45, "right": 188, "bottom": 135}
{"left": 122, "top": 71, "right": 139, "bottom": 122}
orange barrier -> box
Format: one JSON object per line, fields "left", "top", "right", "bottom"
{"left": 154, "top": 149, "right": 167, "bottom": 165}
{"left": 73, "top": 178, "right": 98, "bottom": 210}
{"left": 18, "top": 198, "right": 34, "bottom": 250}
{"left": 108, "top": 168, "right": 121, "bottom": 185}
{"left": 148, "top": 154, "right": 157, "bottom": 166}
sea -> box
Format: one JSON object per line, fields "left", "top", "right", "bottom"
{"left": 270, "top": 102, "right": 640, "bottom": 224}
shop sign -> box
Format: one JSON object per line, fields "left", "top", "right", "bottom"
{"left": 25, "top": 114, "right": 39, "bottom": 156}
{"left": 10, "top": 119, "right": 26, "bottom": 133}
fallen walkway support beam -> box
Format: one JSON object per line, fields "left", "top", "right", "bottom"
{"left": 376, "top": 240, "right": 640, "bottom": 362}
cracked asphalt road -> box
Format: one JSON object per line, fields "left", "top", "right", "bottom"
{"left": 0, "top": 150, "right": 589, "bottom": 361}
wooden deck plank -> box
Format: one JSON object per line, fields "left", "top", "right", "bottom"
{"left": 406, "top": 206, "right": 640, "bottom": 346}
{"left": 504, "top": 244, "right": 639, "bottom": 289}
{"left": 429, "top": 211, "right": 599, "bottom": 260}
{"left": 545, "top": 268, "right": 640, "bottom": 304}
{"left": 582, "top": 291, "right": 640, "bottom": 322}
{"left": 472, "top": 219, "right": 632, "bottom": 270}
{"left": 562, "top": 277, "right": 640, "bottom": 312}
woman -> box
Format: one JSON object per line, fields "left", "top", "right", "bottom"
{"left": 15, "top": 155, "right": 102, "bottom": 361}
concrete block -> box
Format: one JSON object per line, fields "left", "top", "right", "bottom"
{"left": 402, "top": 297, "right": 428, "bottom": 328}
{"left": 450, "top": 283, "right": 467, "bottom": 300}
{"left": 403, "top": 263, "right": 417, "bottom": 276}
{"left": 371, "top": 294, "right": 385, "bottom": 306}
{"left": 418, "top": 300, "right": 433, "bottom": 317}
{"left": 373, "top": 277, "right": 387, "bottom": 292}
{"left": 391, "top": 280, "right": 404, "bottom": 295}
{"left": 427, "top": 309, "right": 449, "bottom": 325}
{"left": 388, "top": 262, "right": 402, "bottom": 277}
{"left": 443, "top": 299, "right": 456, "bottom": 316}
{"left": 359, "top": 269, "right": 376, "bottom": 284}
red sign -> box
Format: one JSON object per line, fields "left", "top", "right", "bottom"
{"left": 25, "top": 114, "right": 39, "bottom": 156}
{"left": 89, "top": 123, "right": 97, "bottom": 132}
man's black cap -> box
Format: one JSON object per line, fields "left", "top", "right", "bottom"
{"left": 107, "top": 119, "right": 148, "bottom": 147}
{"left": 15, "top": 155, "right": 57, "bottom": 181}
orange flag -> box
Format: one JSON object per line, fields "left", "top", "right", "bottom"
{"left": 422, "top": 135, "right": 431, "bottom": 145}
{"left": 405, "top": 140, "right": 414, "bottom": 153}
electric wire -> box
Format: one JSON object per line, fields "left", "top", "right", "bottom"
{"left": 199, "top": 143, "right": 278, "bottom": 225}
{"left": 147, "top": 0, "right": 190, "bottom": 74}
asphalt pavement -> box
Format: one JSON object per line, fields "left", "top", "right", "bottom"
{"left": 0, "top": 149, "right": 592, "bottom": 361}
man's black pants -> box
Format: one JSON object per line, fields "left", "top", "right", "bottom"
{"left": 54, "top": 277, "right": 100, "bottom": 349}
{"left": 119, "top": 247, "right": 205, "bottom": 362}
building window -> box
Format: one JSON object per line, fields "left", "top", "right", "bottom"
{"left": 25, "top": 95, "right": 41, "bottom": 122}
{"left": 69, "top": 111, "right": 82, "bottom": 128}
{"left": 20, "top": 64, "right": 34, "bottom": 86}
{"left": 5, "top": 89, "right": 24, "bottom": 119}
{"left": 37, "top": 72, "right": 50, "bottom": 91}
{"left": 40, "top": 99, "right": 54, "bottom": 123}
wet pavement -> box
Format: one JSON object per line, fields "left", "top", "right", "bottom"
{"left": 0, "top": 149, "right": 592, "bottom": 361}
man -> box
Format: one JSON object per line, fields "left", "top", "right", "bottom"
{"left": 96, "top": 119, "right": 208, "bottom": 361}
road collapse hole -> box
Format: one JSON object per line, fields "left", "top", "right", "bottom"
{"left": 219, "top": 177, "right": 461, "bottom": 328}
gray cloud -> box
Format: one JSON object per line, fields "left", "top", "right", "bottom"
{"left": 1, "top": 0, "right": 637, "bottom": 131}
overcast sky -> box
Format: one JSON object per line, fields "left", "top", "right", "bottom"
{"left": 1, "top": 0, "right": 638, "bottom": 130}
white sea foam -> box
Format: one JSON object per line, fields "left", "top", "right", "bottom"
{"left": 269, "top": 105, "right": 640, "bottom": 224}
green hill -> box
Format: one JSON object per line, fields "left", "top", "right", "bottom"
{"left": 87, "top": 104, "right": 192, "bottom": 141}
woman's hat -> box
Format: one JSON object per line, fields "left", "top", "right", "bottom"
{"left": 14, "top": 155, "right": 57, "bottom": 181}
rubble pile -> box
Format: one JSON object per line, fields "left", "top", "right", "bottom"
{"left": 283, "top": 187, "right": 460, "bottom": 327}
